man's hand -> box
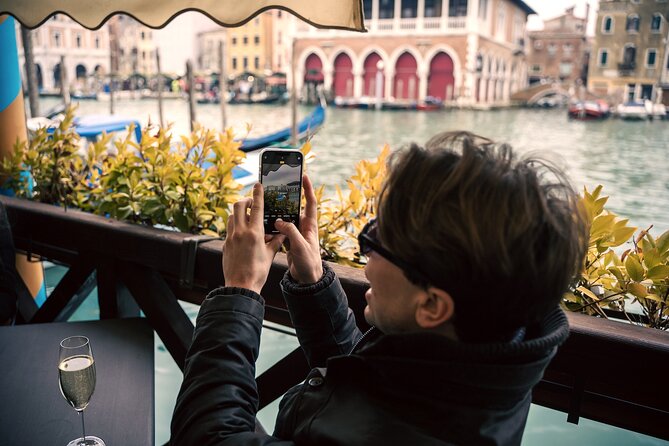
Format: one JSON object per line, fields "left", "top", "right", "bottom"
{"left": 275, "top": 175, "right": 324, "bottom": 284}
{"left": 223, "top": 183, "right": 286, "bottom": 294}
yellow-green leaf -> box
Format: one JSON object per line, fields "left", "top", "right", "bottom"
{"left": 628, "top": 282, "right": 648, "bottom": 298}
{"left": 625, "top": 255, "right": 644, "bottom": 282}
{"left": 647, "top": 265, "right": 669, "bottom": 281}
{"left": 577, "top": 286, "right": 599, "bottom": 301}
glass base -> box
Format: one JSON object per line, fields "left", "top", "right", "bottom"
{"left": 66, "top": 436, "right": 106, "bottom": 446}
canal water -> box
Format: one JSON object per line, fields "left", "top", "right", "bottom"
{"left": 40, "top": 97, "right": 669, "bottom": 236}
{"left": 37, "top": 97, "right": 669, "bottom": 445}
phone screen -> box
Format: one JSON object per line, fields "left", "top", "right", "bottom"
{"left": 260, "top": 150, "right": 303, "bottom": 233}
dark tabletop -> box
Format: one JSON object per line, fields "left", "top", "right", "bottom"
{"left": 0, "top": 317, "right": 154, "bottom": 445}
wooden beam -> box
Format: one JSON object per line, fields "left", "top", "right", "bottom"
{"left": 118, "top": 262, "right": 194, "bottom": 370}
{"left": 30, "top": 261, "right": 95, "bottom": 323}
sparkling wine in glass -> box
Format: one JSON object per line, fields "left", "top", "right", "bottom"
{"left": 58, "top": 336, "right": 105, "bottom": 446}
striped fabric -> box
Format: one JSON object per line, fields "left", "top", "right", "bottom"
{"left": 0, "top": 1, "right": 365, "bottom": 31}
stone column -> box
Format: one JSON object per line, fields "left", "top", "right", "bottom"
{"left": 372, "top": 0, "right": 379, "bottom": 31}
{"left": 353, "top": 68, "right": 363, "bottom": 98}
{"left": 464, "top": 33, "right": 480, "bottom": 105}
{"left": 394, "top": 0, "right": 402, "bottom": 28}
{"left": 323, "top": 68, "right": 334, "bottom": 96}
{"left": 479, "top": 75, "right": 487, "bottom": 103}
{"left": 384, "top": 67, "right": 393, "bottom": 100}
{"left": 417, "top": 0, "right": 425, "bottom": 30}
{"left": 418, "top": 67, "right": 428, "bottom": 101}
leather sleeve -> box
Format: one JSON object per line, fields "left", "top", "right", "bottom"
{"left": 280, "top": 263, "right": 363, "bottom": 368}
{"left": 170, "top": 287, "right": 295, "bottom": 446}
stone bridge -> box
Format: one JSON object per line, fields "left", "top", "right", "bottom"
{"left": 511, "top": 82, "right": 573, "bottom": 105}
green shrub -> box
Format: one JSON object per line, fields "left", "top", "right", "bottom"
{"left": 3, "top": 107, "right": 667, "bottom": 329}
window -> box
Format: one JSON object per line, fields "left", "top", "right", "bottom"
{"left": 254, "top": 35, "right": 260, "bottom": 45}
{"left": 425, "top": 0, "right": 442, "bottom": 17}
{"left": 559, "top": 63, "right": 573, "bottom": 77}
{"left": 379, "top": 0, "right": 395, "bottom": 19}
{"left": 530, "top": 64, "right": 541, "bottom": 73}
{"left": 478, "top": 0, "right": 488, "bottom": 20}
{"left": 364, "top": 0, "right": 373, "bottom": 19}
{"left": 651, "top": 13, "right": 662, "bottom": 32}
{"left": 599, "top": 49, "right": 608, "bottom": 66}
{"left": 496, "top": 2, "right": 506, "bottom": 36}
{"left": 95, "top": 37, "right": 100, "bottom": 49}
{"left": 232, "top": 57, "right": 237, "bottom": 70}
{"left": 647, "top": 49, "right": 657, "bottom": 67}
{"left": 626, "top": 14, "right": 640, "bottom": 33}
{"left": 449, "top": 0, "right": 467, "bottom": 17}
{"left": 547, "top": 43, "right": 557, "bottom": 57}
{"left": 602, "top": 16, "right": 613, "bottom": 33}
{"left": 278, "top": 10, "right": 282, "bottom": 18}
{"left": 232, "top": 37, "right": 237, "bottom": 45}
{"left": 76, "top": 34, "right": 81, "bottom": 48}
{"left": 401, "top": 0, "right": 417, "bottom": 18}
{"left": 243, "top": 57, "right": 248, "bottom": 69}
{"left": 623, "top": 45, "right": 636, "bottom": 67}
{"left": 141, "top": 31, "right": 145, "bottom": 40}
{"left": 533, "top": 39, "right": 543, "bottom": 50}
{"left": 53, "top": 32, "right": 61, "bottom": 47}
{"left": 254, "top": 57, "right": 259, "bottom": 70}
{"left": 243, "top": 36, "right": 248, "bottom": 45}
{"left": 563, "top": 43, "right": 573, "bottom": 57}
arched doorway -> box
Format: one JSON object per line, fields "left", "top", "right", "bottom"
{"left": 427, "top": 52, "right": 455, "bottom": 100}
{"left": 53, "top": 63, "right": 61, "bottom": 86}
{"left": 75, "top": 64, "right": 87, "bottom": 79}
{"left": 332, "top": 53, "right": 353, "bottom": 98}
{"left": 393, "top": 52, "right": 418, "bottom": 100}
{"left": 35, "top": 63, "right": 43, "bottom": 90}
{"left": 363, "top": 52, "right": 384, "bottom": 98}
{"left": 304, "top": 53, "right": 324, "bottom": 104}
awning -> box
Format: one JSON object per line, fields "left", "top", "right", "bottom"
{"left": 0, "top": 0, "right": 366, "bottom": 31}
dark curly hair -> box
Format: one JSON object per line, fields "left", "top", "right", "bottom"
{"left": 377, "top": 131, "right": 588, "bottom": 341}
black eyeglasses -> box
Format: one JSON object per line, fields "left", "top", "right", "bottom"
{"left": 358, "top": 218, "right": 432, "bottom": 288}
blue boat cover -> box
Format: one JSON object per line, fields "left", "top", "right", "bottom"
{"left": 239, "top": 106, "right": 325, "bottom": 152}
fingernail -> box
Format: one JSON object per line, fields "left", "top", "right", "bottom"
{"left": 254, "top": 183, "right": 260, "bottom": 190}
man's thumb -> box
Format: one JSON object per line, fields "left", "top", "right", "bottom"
{"left": 274, "top": 219, "right": 300, "bottom": 238}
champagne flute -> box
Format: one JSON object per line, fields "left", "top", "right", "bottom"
{"left": 58, "top": 336, "right": 105, "bottom": 446}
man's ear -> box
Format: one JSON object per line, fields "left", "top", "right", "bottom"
{"left": 415, "top": 287, "right": 455, "bottom": 329}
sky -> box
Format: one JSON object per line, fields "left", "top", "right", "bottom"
{"left": 524, "top": 0, "right": 597, "bottom": 35}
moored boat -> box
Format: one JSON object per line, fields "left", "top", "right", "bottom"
{"left": 567, "top": 100, "right": 610, "bottom": 120}
{"left": 616, "top": 102, "right": 649, "bottom": 120}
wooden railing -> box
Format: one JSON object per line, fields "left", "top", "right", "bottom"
{"left": 2, "top": 195, "right": 668, "bottom": 441}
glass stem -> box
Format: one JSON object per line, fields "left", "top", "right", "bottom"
{"left": 80, "top": 410, "right": 86, "bottom": 444}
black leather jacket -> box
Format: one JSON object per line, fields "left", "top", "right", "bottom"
{"left": 171, "top": 264, "right": 569, "bottom": 445}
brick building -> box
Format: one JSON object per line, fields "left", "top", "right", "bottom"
{"left": 526, "top": 7, "right": 589, "bottom": 85}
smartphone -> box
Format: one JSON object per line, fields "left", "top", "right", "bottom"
{"left": 259, "top": 149, "right": 304, "bottom": 233}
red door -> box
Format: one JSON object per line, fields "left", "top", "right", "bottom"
{"left": 363, "top": 52, "right": 383, "bottom": 97}
{"left": 393, "top": 52, "right": 418, "bottom": 100}
{"left": 333, "top": 53, "right": 354, "bottom": 97}
{"left": 427, "top": 52, "right": 455, "bottom": 100}
{"left": 304, "top": 54, "right": 324, "bottom": 83}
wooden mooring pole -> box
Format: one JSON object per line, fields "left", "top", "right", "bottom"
{"left": 186, "top": 60, "right": 196, "bottom": 132}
